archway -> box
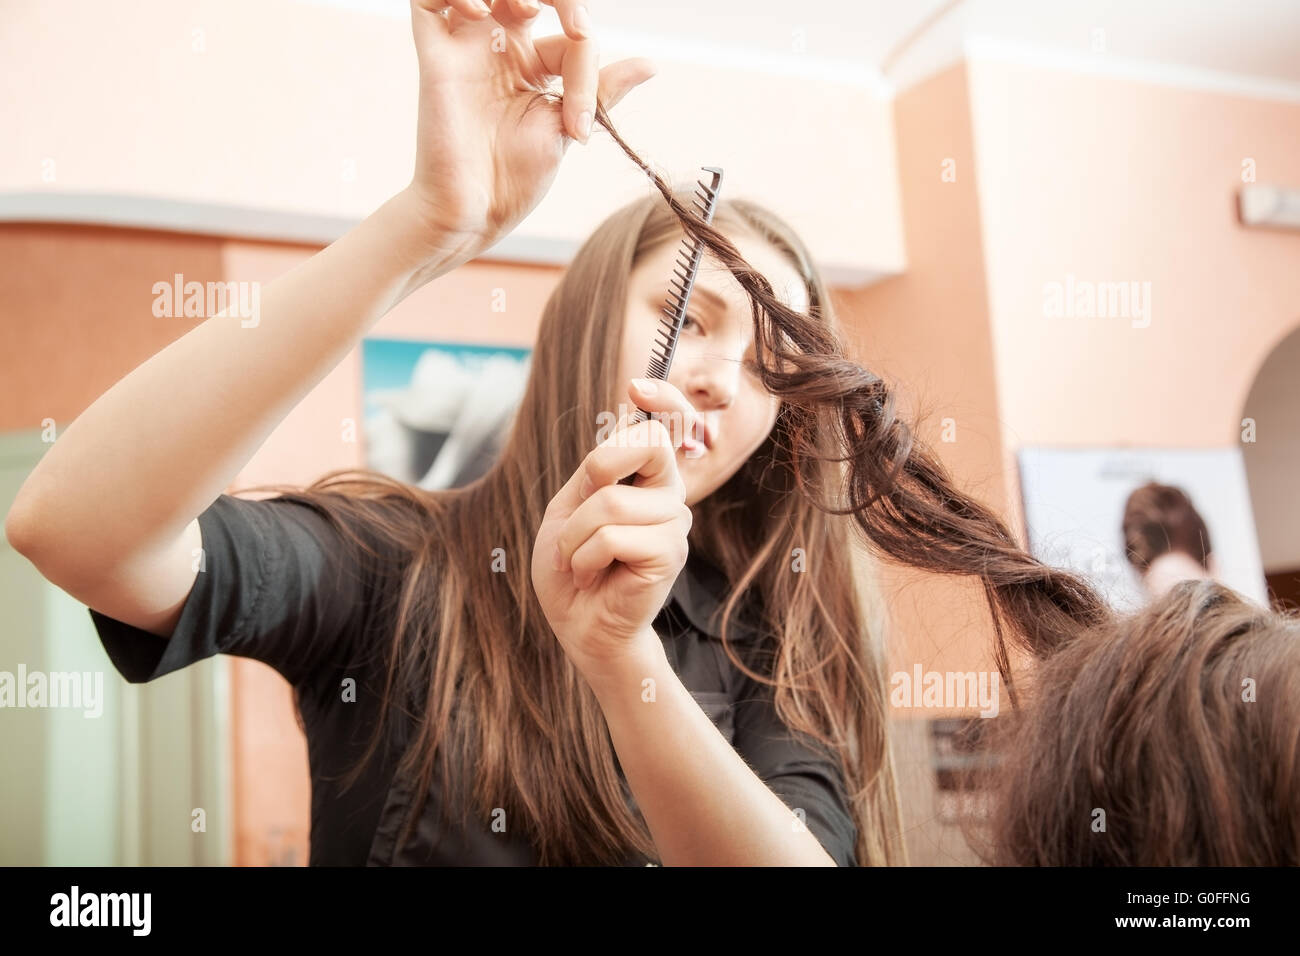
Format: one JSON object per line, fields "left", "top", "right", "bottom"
{"left": 1241, "top": 324, "right": 1300, "bottom": 611}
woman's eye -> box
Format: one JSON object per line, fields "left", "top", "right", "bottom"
{"left": 682, "top": 313, "right": 703, "bottom": 332}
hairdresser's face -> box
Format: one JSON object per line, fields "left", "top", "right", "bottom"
{"left": 616, "top": 229, "right": 807, "bottom": 507}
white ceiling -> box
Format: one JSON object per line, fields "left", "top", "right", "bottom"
{"left": 300, "top": 0, "right": 1300, "bottom": 93}
{"left": 895, "top": 0, "right": 1300, "bottom": 93}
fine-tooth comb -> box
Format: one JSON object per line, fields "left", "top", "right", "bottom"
{"left": 617, "top": 166, "right": 724, "bottom": 486}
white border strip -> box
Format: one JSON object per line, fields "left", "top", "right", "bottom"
{"left": 964, "top": 34, "right": 1300, "bottom": 104}
{"left": 0, "top": 190, "right": 579, "bottom": 264}
{"left": 0, "top": 190, "right": 888, "bottom": 285}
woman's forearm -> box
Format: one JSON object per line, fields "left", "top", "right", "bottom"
{"left": 589, "top": 629, "right": 837, "bottom": 866}
{"left": 8, "top": 188, "right": 475, "bottom": 574}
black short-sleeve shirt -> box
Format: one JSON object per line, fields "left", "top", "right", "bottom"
{"left": 88, "top": 493, "right": 860, "bottom": 866}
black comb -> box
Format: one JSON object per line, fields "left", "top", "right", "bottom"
{"left": 617, "top": 166, "right": 724, "bottom": 485}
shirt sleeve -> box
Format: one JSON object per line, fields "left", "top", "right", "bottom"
{"left": 729, "top": 642, "right": 861, "bottom": 867}
{"left": 87, "top": 492, "right": 376, "bottom": 692}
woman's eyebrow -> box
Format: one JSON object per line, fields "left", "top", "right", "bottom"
{"left": 647, "top": 284, "right": 728, "bottom": 316}
{"left": 690, "top": 285, "right": 728, "bottom": 313}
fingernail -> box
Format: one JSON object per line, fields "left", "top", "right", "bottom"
{"left": 552, "top": 543, "right": 564, "bottom": 571}
{"left": 632, "top": 377, "right": 657, "bottom": 395}
{"left": 475, "top": 0, "right": 491, "bottom": 13}
{"left": 573, "top": 4, "right": 591, "bottom": 36}
{"left": 577, "top": 110, "right": 592, "bottom": 143}
{"left": 579, "top": 475, "right": 593, "bottom": 499}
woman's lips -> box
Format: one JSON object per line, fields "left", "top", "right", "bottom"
{"left": 691, "top": 417, "right": 713, "bottom": 450}
{"left": 681, "top": 420, "right": 709, "bottom": 458}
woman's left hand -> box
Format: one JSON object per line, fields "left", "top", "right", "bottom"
{"left": 532, "top": 378, "right": 701, "bottom": 685}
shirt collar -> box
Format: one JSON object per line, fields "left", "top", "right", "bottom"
{"left": 662, "top": 549, "right": 765, "bottom": 644}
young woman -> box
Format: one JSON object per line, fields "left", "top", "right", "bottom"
{"left": 6, "top": 0, "right": 1105, "bottom": 866}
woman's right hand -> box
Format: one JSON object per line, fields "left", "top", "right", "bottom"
{"left": 531, "top": 378, "right": 701, "bottom": 685}
{"left": 401, "top": 0, "right": 657, "bottom": 260}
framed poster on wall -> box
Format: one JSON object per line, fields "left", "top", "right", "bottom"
{"left": 362, "top": 339, "right": 532, "bottom": 490}
{"left": 1018, "top": 446, "right": 1268, "bottom": 611}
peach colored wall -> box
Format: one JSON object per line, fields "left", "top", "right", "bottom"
{"left": 967, "top": 58, "right": 1300, "bottom": 452}
{"left": 843, "top": 64, "right": 1015, "bottom": 707}
{"left": 0, "top": 225, "right": 225, "bottom": 429}
{"left": 845, "top": 61, "right": 1300, "bottom": 719}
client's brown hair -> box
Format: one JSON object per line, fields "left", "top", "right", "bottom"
{"left": 981, "top": 579, "right": 1300, "bottom": 865}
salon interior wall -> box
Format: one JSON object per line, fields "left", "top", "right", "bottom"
{"left": 968, "top": 53, "right": 1300, "bottom": 612}
{"left": 853, "top": 57, "right": 1300, "bottom": 679}
{"left": 847, "top": 58, "right": 1300, "bottom": 863}
{"left": 969, "top": 55, "right": 1300, "bottom": 597}
{"left": 967, "top": 56, "right": 1300, "bottom": 480}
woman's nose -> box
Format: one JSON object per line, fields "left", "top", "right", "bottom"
{"left": 679, "top": 340, "right": 745, "bottom": 409}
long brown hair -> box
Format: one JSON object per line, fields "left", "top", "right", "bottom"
{"left": 241, "top": 93, "right": 1110, "bottom": 865}
{"left": 980, "top": 579, "right": 1300, "bottom": 865}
